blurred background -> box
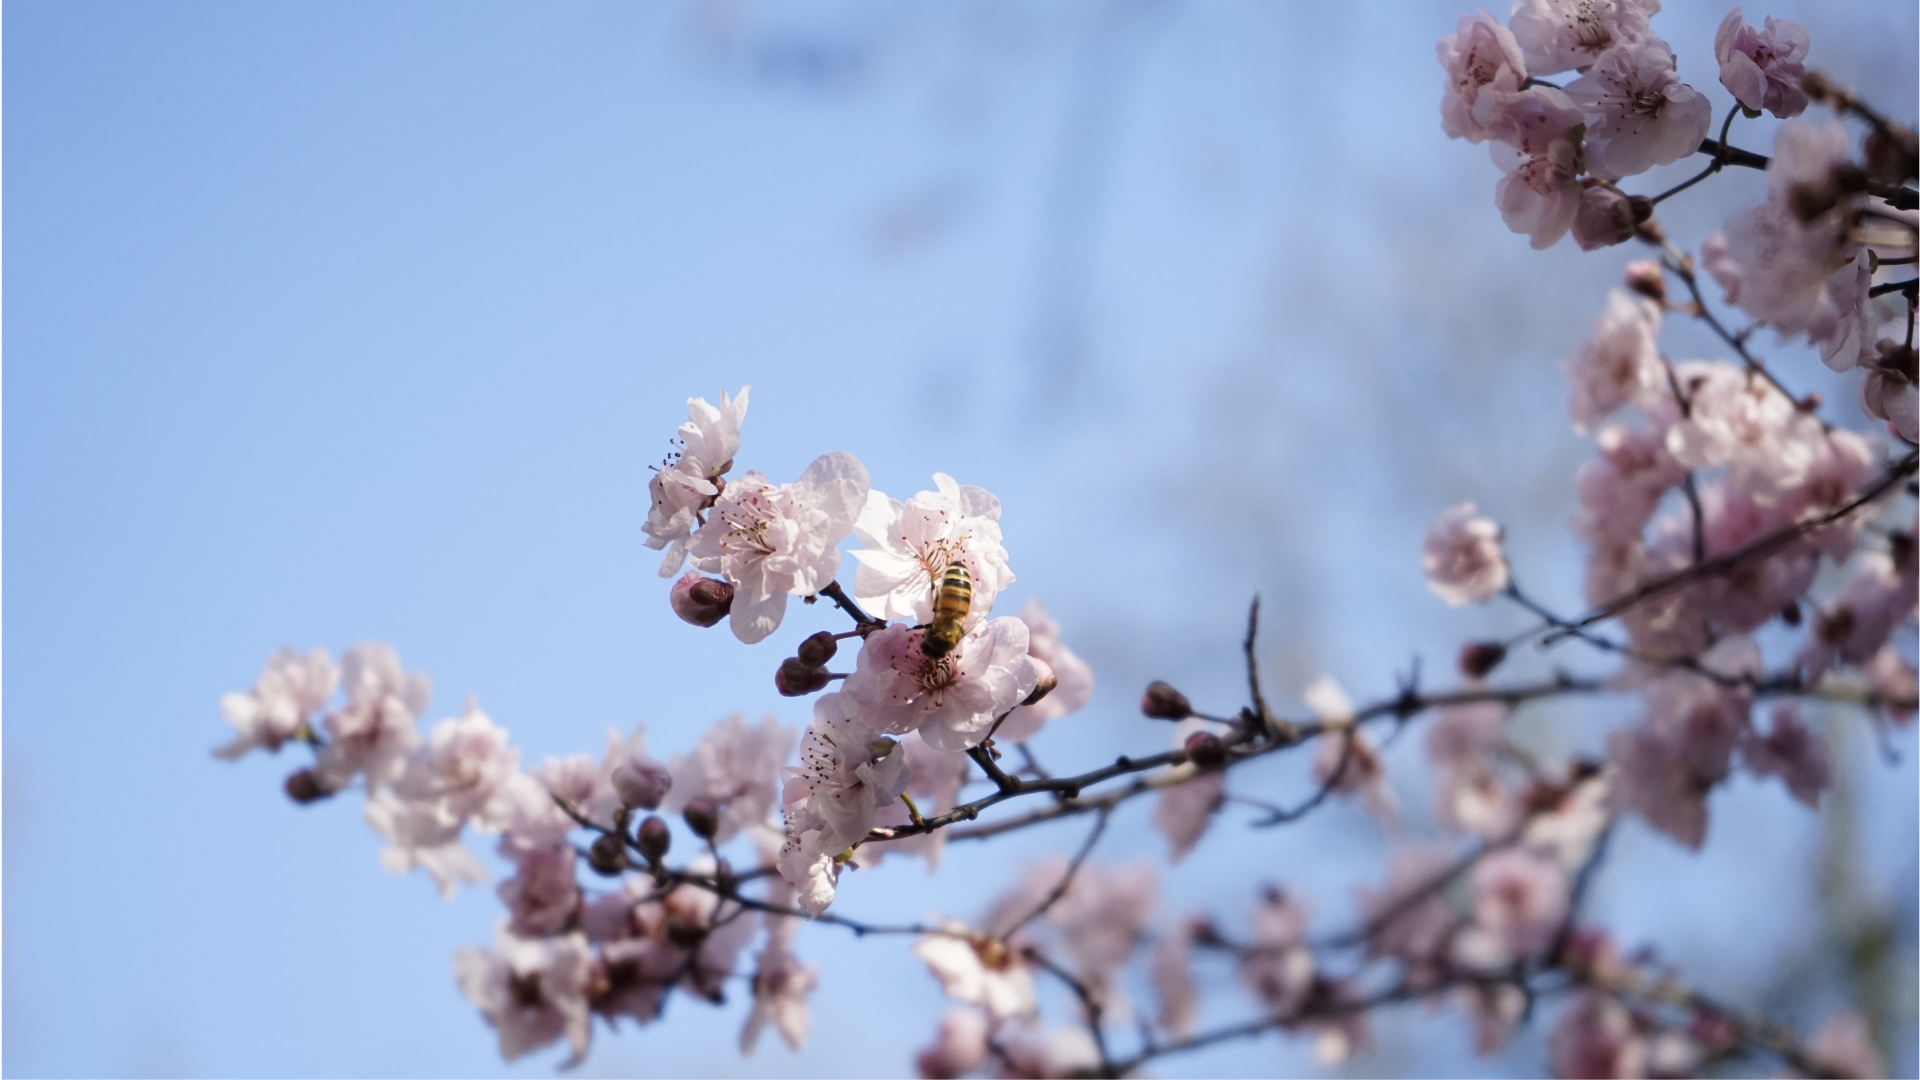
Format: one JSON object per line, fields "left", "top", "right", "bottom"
{"left": 5, "top": 1, "right": 1915, "bottom": 1076}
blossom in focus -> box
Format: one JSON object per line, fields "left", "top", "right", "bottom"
{"left": 1487, "top": 86, "right": 1587, "bottom": 249}
{"left": 660, "top": 714, "right": 797, "bottom": 846}
{"left": 993, "top": 598, "right": 1094, "bottom": 743}
{"left": 1714, "top": 9, "right": 1809, "bottom": 119}
{"left": 1239, "top": 887, "right": 1315, "bottom": 1015}
{"left": 215, "top": 646, "right": 337, "bottom": 760}
{"left": 1564, "top": 289, "right": 1664, "bottom": 434}
{"left": 453, "top": 926, "right": 596, "bottom": 1066}
{"left": 315, "top": 642, "right": 433, "bottom": 791}
{"left": 914, "top": 928, "right": 1038, "bottom": 1024}
{"left": 1437, "top": 10, "right": 1527, "bottom": 143}
{"left": 844, "top": 618, "right": 1043, "bottom": 752}
{"left": 777, "top": 692, "right": 910, "bottom": 914}
{"left": 1565, "top": 39, "right": 1713, "bottom": 181}
{"left": 1740, "top": 704, "right": 1832, "bottom": 808}
{"left": 914, "top": 1009, "right": 989, "bottom": 1080}
{"left": 1508, "top": 0, "right": 1657, "bottom": 76}
{"left": 851, "top": 473, "right": 1014, "bottom": 627}
{"left": 643, "top": 386, "right": 748, "bottom": 577}
{"left": 687, "top": 451, "right": 871, "bottom": 644}
{"left": 1423, "top": 502, "right": 1509, "bottom": 605}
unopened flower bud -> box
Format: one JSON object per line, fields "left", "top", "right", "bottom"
{"left": 796, "top": 630, "right": 839, "bottom": 668}
{"left": 1632, "top": 217, "right": 1666, "bottom": 246}
{"left": 284, "top": 768, "right": 335, "bottom": 804}
{"left": 1023, "top": 664, "right": 1059, "bottom": 707}
{"left": 611, "top": 755, "right": 673, "bottom": 810}
{"left": 1141, "top": 680, "right": 1192, "bottom": 720}
{"left": 636, "top": 815, "right": 671, "bottom": 864}
{"left": 670, "top": 571, "right": 734, "bottom": 628}
{"left": 1797, "top": 70, "right": 1834, "bottom": 104}
{"left": 1184, "top": 731, "right": 1226, "bottom": 769}
{"left": 1778, "top": 600, "right": 1803, "bottom": 627}
{"left": 1623, "top": 259, "right": 1665, "bottom": 302}
{"left": 775, "top": 657, "right": 832, "bottom": 697}
{"left": 588, "top": 832, "right": 628, "bottom": 876}
{"left": 1572, "top": 182, "right": 1638, "bottom": 251}
{"left": 683, "top": 797, "right": 720, "bottom": 840}
{"left": 1457, "top": 641, "right": 1508, "bottom": 679}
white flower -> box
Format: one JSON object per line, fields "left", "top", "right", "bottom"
{"left": 314, "top": 642, "right": 432, "bottom": 791}
{"left": 1564, "top": 290, "right": 1664, "bottom": 434}
{"left": 687, "top": 451, "right": 870, "bottom": 644}
{"left": 661, "top": 714, "right": 797, "bottom": 845}
{"left": 1423, "top": 503, "right": 1509, "bottom": 605}
{"left": 453, "top": 926, "right": 595, "bottom": 1066}
{"left": 914, "top": 927, "right": 1038, "bottom": 1024}
{"left": 215, "top": 646, "right": 337, "bottom": 760}
{"left": 1565, "top": 39, "right": 1713, "bottom": 181}
{"left": 914, "top": 1009, "right": 990, "bottom": 1080}
{"left": 498, "top": 846, "right": 582, "bottom": 938}
{"left": 1714, "top": 9, "right": 1810, "bottom": 120}
{"left": 993, "top": 598, "right": 1095, "bottom": 744}
{"left": 850, "top": 473, "right": 1014, "bottom": 627}
{"left": 1488, "top": 86, "right": 1587, "bottom": 249}
{"left": 643, "top": 386, "right": 749, "bottom": 577}
{"left": 776, "top": 693, "right": 911, "bottom": 914}
{"left": 844, "top": 619, "right": 1043, "bottom": 752}
{"left": 1437, "top": 10, "right": 1528, "bottom": 143}
{"left": 1663, "top": 360, "right": 1822, "bottom": 500}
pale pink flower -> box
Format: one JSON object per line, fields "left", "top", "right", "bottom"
{"left": 453, "top": 926, "right": 595, "bottom": 1066}
{"left": 994, "top": 599, "right": 1094, "bottom": 743}
{"left": 915, "top": 1009, "right": 990, "bottom": 1079}
{"left": 687, "top": 451, "right": 870, "bottom": 644}
{"left": 1572, "top": 423, "right": 1687, "bottom": 546}
{"left": 1049, "top": 862, "right": 1157, "bottom": 1007}
{"left": 1549, "top": 990, "right": 1647, "bottom": 1079}
{"left": 1565, "top": 290, "right": 1665, "bottom": 434}
{"left": 1469, "top": 849, "right": 1569, "bottom": 959}
{"left": 1664, "top": 360, "right": 1822, "bottom": 500}
{"left": 1859, "top": 367, "right": 1920, "bottom": 442}
{"left": 1426, "top": 698, "right": 1508, "bottom": 769}
{"left": 391, "top": 702, "right": 522, "bottom": 825}
{"left": 1808, "top": 1010, "right": 1886, "bottom": 1079}
{"left": 851, "top": 473, "right": 1014, "bottom": 627}
{"left": 314, "top": 642, "right": 432, "bottom": 791}
{"left": 1437, "top": 10, "right": 1528, "bottom": 143}
{"left": 1152, "top": 918, "right": 1202, "bottom": 1039}
{"left": 660, "top": 867, "right": 758, "bottom": 1001}
{"left": 1604, "top": 644, "right": 1758, "bottom": 853}
{"left": 1153, "top": 767, "right": 1225, "bottom": 863}
{"left": 1355, "top": 846, "right": 1459, "bottom": 972}
{"left": 1436, "top": 759, "right": 1522, "bottom": 839}
{"left": 1508, "top": 0, "right": 1659, "bottom": 76}
{"left": 1797, "top": 550, "right": 1919, "bottom": 678}
{"left": 1714, "top": 9, "right": 1809, "bottom": 119}
{"left": 1239, "top": 887, "right": 1315, "bottom": 1015}
{"left": 999, "top": 1027, "right": 1104, "bottom": 1079}
{"left": 1782, "top": 428, "right": 1882, "bottom": 559}
{"left": 643, "top": 386, "right": 748, "bottom": 577}
{"left": 1572, "top": 182, "right": 1642, "bottom": 251}
{"left": 579, "top": 881, "right": 644, "bottom": 943}
{"left": 844, "top": 618, "right": 1043, "bottom": 752}
{"left": 1865, "top": 646, "right": 1919, "bottom": 723}
{"left": 914, "top": 927, "right": 1038, "bottom": 1024}
{"left": 740, "top": 881, "right": 818, "bottom": 1055}
{"left": 1522, "top": 772, "right": 1614, "bottom": 870}
{"left": 1740, "top": 704, "right": 1832, "bottom": 808}
{"left": 1487, "top": 86, "right": 1587, "bottom": 249}
{"left": 777, "top": 693, "right": 910, "bottom": 914}
{"left": 1707, "top": 123, "right": 1856, "bottom": 337}
{"left": 1424, "top": 502, "right": 1509, "bottom": 605}
{"left": 1314, "top": 726, "right": 1397, "bottom": 825}
{"left": 661, "top": 714, "right": 796, "bottom": 845}
{"left": 362, "top": 790, "right": 489, "bottom": 898}
{"left": 1566, "top": 39, "right": 1713, "bottom": 181}
{"left": 215, "top": 646, "right": 337, "bottom": 760}
{"left": 1459, "top": 980, "right": 1528, "bottom": 1055}
{"left": 498, "top": 845, "right": 581, "bottom": 938}
{"left": 1807, "top": 255, "right": 1875, "bottom": 373}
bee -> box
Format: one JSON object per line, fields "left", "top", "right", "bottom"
{"left": 920, "top": 560, "right": 972, "bottom": 658}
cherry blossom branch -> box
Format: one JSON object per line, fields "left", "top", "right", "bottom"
{"left": 1659, "top": 244, "right": 1803, "bottom": 405}
{"left": 1544, "top": 451, "right": 1919, "bottom": 640}
{"left": 1243, "top": 596, "right": 1289, "bottom": 739}
{"left": 1021, "top": 947, "right": 1116, "bottom": 1076}
{"left": 812, "top": 580, "right": 883, "bottom": 630}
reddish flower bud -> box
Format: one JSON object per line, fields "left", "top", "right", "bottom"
{"left": 683, "top": 797, "right": 720, "bottom": 840}
{"left": 611, "top": 756, "right": 673, "bottom": 811}
{"left": 1573, "top": 182, "right": 1638, "bottom": 251}
{"left": 670, "top": 571, "right": 734, "bottom": 628}
{"left": 588, "top": 833, "right": 628, "bottom": 876}
{"left": 284, "top": 768, "right": 336, "bottom": 805}
{"left": 795, "top": 630, "right": 839, "bottom": 668}
{"left": 1022, "top": 669, "right": 1059, "bottom": 707}
{"left": 775, "top": 657, "right": 832, "bottom": 697}
{"left": 1457, "top": 641, "right": 1509, "bottom": 679}
{"left": 636, "top": 815, "right": 671, "bottom": 864}
{"left": 1623, "top": 259, "right": 1665, "bottom": 302}
{"left": 1778, "top": 600, "right": 1803, "bottom": 627}
{"left": 1184, "top": 731, "right": 1226, "bottom": 769}
{"left": 1141, "top": 680, "right": 1192, "bottom": 720}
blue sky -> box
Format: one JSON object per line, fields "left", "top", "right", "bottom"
{"left": 5, "top": 2, "right": 1915, "bottom": 1076}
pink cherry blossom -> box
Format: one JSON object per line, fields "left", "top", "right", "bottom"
{"left": 1663, "top": 360, "right": 1823, "bottom": 501}
{"left": 1796, "top": 549, "right": 1919, "bottom": 678}
{"left": 1423, "top": 502, "right": 1509, "bottom": 605}
{"left": 1740, "top": 704, "right": 1832, "bottom": 808}
{"left": 1808, "top": 1010, "right": 1887, "bottom": 1079}
{"left": 1565, "top": 39, "right": 1713, "bottom": 181}
{"left": 1487, "top": 86, "right": 1587, "bottom": 249}
{"left": 1549, "top": 990, "right": 1648, "bottom": 1079}
{"left": 1565, "top": 290, "right": 1665, "bottom": 434}
{"left": 1508, "top": 0, "right": 1659, "bottom": 77}
{"left": 453, "top": 926, "right": 596, "bottom": 1066}
{"left": 1782, "top": 428, "right": 1882, "bottom": 559}
{"left": 999, "top": 1027, "right": 1104, "bottom": 1079}
{"left": 215, "top": 646, "right": 337, "bottom": 760}
{"left": 498, "top": 845, "right": 581, "bottom": 938}
{"left": 851, "top": 473, "right": 1015, "bottom": 627}
{"left": 1152, "top": 918, "right": 1202, "bottom": 1039}
{"left": 913, "top": 927, "right": 1038, "bottom": 1025}
{"left": 1239, "top": 887, "right": 1315, "bottom": 1015}
{"left": 1714, "top": 9, "right": 1809, "bottom": 119}
{"left": 1437, "top": 10, "right": 1528, "bottom": 143}
{"left": 1858, "top": 366, "right": 1920, "bottom": 442}
{"left": 1047, "top": 861, "right": 1157, "bottom": 1007}
{"left": 1522, "top": 773, "right": 1614, "bottom": 870}
{"left": 687, "top": 451, "right": 870, "bottom": 644}
{"left": 914, "top": 1009, "right": 989, "bottom": 1079}
{"left": 1153, "top": 765, "right": 1225, "bottom": 863}
{"left": 844, "top": 618, "right": 1043, "bottom": 752}
{"left": 661, "top": 713, "right": 796, "bottom": 846}
{"left": 777, "top": 693, "right": 910, "bottom": 914}
{"left": 660, "top": 867, "right": 758, "bottom": 1002}
{"left": 314, "top": 642, "right": 432, "bottom": 791}
{"left": 1354, "top": 846, "right": 1458, "bottom": 972}
{"left": 740, "top": 882, "right": 818, "bottom": 1055}
{"left": 1705, "top": 123, "right": 1860, "bottom": 341}
{"left": 1468, "top": 848, "right": 1569, "bottom": 959}
{"left": 993, "top": 598, "right": 1094, "bottom": 743}
{"left": 1459, "top": 979, "right": 1528, "bottom": 1055}
{"left": 643, "top": 386, "right": 748, "bottom": 577}
{"left": 1865, "top": 646, "right": 1919, "bottom": 724}
{"left": 1572, "top": 423, "right": 1687, "bottom": 546}
{"left": 1607, "top": 645, "right": 1759, "bottom": 849}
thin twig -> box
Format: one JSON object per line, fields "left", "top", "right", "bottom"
{"left": 1006, "top": 807, "right": 1112, "bottom": 935}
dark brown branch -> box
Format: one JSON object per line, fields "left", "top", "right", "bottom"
{"left": 814, "top": 580, "right": 883, "bottom": 629}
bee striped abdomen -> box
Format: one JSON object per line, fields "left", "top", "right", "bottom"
{"left": 921, "top": 561, "right": 973, "bottom": 658}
